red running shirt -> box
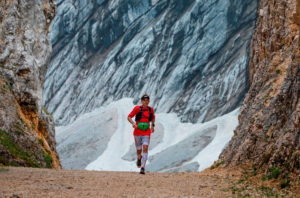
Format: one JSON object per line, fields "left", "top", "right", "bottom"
{"left": 128, "top": 105, "right": 155, "bottom": 136}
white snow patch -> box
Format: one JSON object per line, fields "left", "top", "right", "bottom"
{"left": 192, "top": 108, "right": 239, "bottom": 171}
{"left": 57, "top": 98, "right": 239, "bottom": 172}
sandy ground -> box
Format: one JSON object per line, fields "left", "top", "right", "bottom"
{"left": 0, "top": 167, "right": 299, "bottom": 198}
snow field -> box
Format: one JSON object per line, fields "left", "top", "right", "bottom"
{"left": 57, "top": 98, "right": 238, "bottom": 172}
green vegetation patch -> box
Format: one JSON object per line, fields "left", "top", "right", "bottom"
{"left": 42, "top": 150, "right": 53, "bottom": 168}
{"left": 280, "top": 178, "right": 290, "bottom": 189}
{"left": 14, "top": 122, "right": 25, "bottom": 135}
{"left": 1, "top": 83, "right": 12, "bottom": 94}
{"left": 0, "top": 167, "right": 9, "bottom": 172}
{"left": 31, "top": 122, "right": 35, "bottom": 130}
{"left": 270, "top": 166, "right": 281, "bottom": 179}
{"left": 216, "top": 160, "right": 225, "bottom": 167}
{"left": 275, "top": 69, "right": 282, "bottom": 75}
{"left": 38, "top": 138, "right": 44, "bottom": 146}
{"left": 259, "top": 185, "right": 275, "bottom": 197}
{"left": 43, "top": 106, "right": 52, "bottom": 117}
{"left": 262, "top": 166, "right": 281, "bottom": 181}
{"left": 3, "top": 83, "right": 12, "bottom": 92}
{"left": 210, "top": 160, "right": 224, "bottom": 169}
{"left": 0, "top": 129, "right": 41, "bottom": 167}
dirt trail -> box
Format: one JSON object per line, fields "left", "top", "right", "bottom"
{"left": 0, "top": 167, "right": 298, "bottom": 198}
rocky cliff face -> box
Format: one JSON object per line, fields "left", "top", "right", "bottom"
{"left": 44, "top": 0, "right": 258, "bottom": 126}
{"left": 0, "top": 0, "right": 60, "bottom": 168}
{"left": 221, "top": 0, "right": 300, "bottom": 172}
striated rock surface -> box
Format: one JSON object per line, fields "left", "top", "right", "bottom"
{"left": 221, "top": 0, "right": 300, "bottom": 172}
{"left": 44, "top": 0, "right": 258, "bottom": 125}
{"left": 0, "top": 0, "right": 60, "bottom": 168}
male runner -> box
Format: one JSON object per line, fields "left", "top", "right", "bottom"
{"left": 127, "top": 94, "right": 155, "bottom": 174}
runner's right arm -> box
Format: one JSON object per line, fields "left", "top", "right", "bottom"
{"left": 128, "top": 106, "right": 139, "bottom": 128}
{"left": 127, "top": 116, "right": 137, "bottom": 128}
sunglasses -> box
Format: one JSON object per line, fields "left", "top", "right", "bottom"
{"left": 141, "top": 96, "right": 150, "bottom": 100}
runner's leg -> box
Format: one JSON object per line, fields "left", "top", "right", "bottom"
{"left": 141, "top": 135, "right": 150, "bottom": 168}
{"left": 137, "top": 149, "right": 142, "bottom": 159}
{"left": 134, "top": 136, "right": 142, "bottom": 167}
{"left": 141, "top": 145, "right": 148, "bottom": 168}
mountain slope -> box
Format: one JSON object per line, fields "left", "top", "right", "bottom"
{"left": 44, "top": 0, "right": 258, "bottom": 125}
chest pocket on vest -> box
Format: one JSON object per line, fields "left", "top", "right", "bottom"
{"left": 135, "top": 106, "right": 153, "bottom": 122}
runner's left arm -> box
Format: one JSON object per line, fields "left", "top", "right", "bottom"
{"left": 151, "top": 108, "right": 155, "bottom": 132}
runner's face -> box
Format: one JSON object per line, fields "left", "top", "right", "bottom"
{"left": 141, "top": 98, "right": 149, "bottom": 107}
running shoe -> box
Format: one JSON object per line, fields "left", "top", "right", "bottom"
{"left": 140, "top": 167, "right": 145, "bottom": 174}
{"left": 137, "top": 157, "right": 141, "bottom": 168}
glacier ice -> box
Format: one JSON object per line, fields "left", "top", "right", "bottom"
{"left": 44, "top": 0, "right": 258, "bottom": 126}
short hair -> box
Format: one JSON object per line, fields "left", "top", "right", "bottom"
{"left": 141, "top": 94, "right": 150, "bottom": 100}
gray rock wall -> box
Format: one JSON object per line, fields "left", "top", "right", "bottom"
{"left": 0, "top": 0, "right": 60, "bottom": 168}
{"left": 220, "top": 0, "right": 300, "bottom": 172}
{"left": 44, "top": 0, "right": 258, "bottom": 125}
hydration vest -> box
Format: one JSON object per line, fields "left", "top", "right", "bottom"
{"left": 135, "top": 106, "right": 153, "bottom": 122}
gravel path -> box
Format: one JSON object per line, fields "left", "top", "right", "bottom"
{"left": 0, "top": 167, "right": 233, "bottom": 198}
{"left": 0, "top": 167, "right": 298, "bottom": 197}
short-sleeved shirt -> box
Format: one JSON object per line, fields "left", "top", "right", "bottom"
{"left": 128, "top": 105, "right": 155, "bottom": 136}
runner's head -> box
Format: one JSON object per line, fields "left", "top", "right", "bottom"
{"left": 141, "top": 94, "right": 150, "bottom": 107}
{"left": 141, "top": 94, "right": 150, "bottom": 101}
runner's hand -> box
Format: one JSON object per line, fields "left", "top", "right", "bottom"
{"left": 151, "top": 127, "right": 155, "bottom": 133}
{"left": 132, "top": 123, "right": 137, "bottom": 129}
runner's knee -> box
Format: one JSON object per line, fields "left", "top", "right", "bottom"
{"left": 136, "top": 145, "right": 142, "bottom": 150}
{"left": 143, "top": 145, "right": 148, "bottom": 153}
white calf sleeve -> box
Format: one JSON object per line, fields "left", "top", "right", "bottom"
{"left": 141, "top": 152, "right": 148, "bottom": 168}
